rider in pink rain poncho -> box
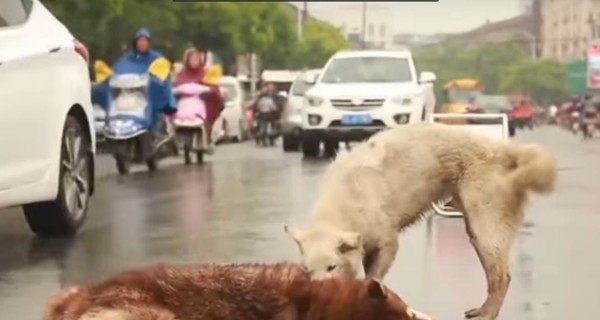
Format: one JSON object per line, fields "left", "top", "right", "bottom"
{"left": 174, "top": 48, "right": 224, "bottom": 143}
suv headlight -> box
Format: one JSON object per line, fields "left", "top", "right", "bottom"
{"left": 305, "top": 96, "right": 325, "bottom": 107}
{"left": 391, "top": 96, "right": 414, "bottom": 106}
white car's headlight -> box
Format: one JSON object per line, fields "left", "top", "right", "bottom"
{"left": 305, "top": 96, "right": 325, "bottom": 107}
{"left": 391, "top": 96, "right": 414, "bottom": 106}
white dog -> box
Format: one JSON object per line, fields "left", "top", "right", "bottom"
{"left": 285, "top": 122, "right": 556, "bottom": 320}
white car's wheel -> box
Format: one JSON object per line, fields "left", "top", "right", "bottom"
{"left": 23, "top": 116, "right": 92, "bottom": 237}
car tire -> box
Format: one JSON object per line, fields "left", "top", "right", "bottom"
{"left": 282, "top": 133, "right": 300, "bottom": 152}
{"left": 23, "top": 116, "right": 92, "bottom": 237}
{"left": 301, "top": 136, "right": 320, "bottom": 158}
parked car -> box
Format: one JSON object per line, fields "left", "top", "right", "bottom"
{"left": 214, "top": 76, "right": 246, "bottom": 143}
{"left": 469, "top": 94, "right": 516, "bottom": 137}
{"left": 282, "top": 69, "right": 321, "bottom": 152}
{"left": 0, "top": 0, "right": 95, "bottom": 236}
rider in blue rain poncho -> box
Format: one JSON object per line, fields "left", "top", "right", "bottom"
{"left": 93, "top": 28, "right": 177, "bottom": 132}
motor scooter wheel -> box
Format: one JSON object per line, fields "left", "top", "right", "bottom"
{"left": 146, "top": 157, "right": 157, "bottom": 172}
{"left": 183, "top": 146, "right": 192, "bottom": 165}
{"left": 114, "top": 142, "right": 131, "bottom": 175}
{"left": 115, "top": 155, "right": 130, "bottom": 175}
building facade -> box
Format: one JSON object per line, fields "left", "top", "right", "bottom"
{"left": 444, "top": 13, "right": 539, "bottom": 57}
{"left": 540, "top": 0, "right": 600, "bottom": 61}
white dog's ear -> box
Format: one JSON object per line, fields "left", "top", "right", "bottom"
{"left": 284, "top": 225, "right": 305, "bottom": 244}
{"left": 337, "top": 231, "right": 361, "bottom": 254}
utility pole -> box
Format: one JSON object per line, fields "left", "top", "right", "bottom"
{"left": 297, "top": 2, "right": 307, "bottom": 40}
{"left": 250, "top": 26, "right": 257, "bottom": 98}
{"left": 297, "top": 7, "right": 303, "bottom": 39}
{"left": 361, "top": 2, "right": 367, "bottom": 49}
{"left": 303, "top": 1, "right": 308, "bottom": 21}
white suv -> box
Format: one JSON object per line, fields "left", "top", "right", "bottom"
{"left": 0, "top": 0, "right": 95, "bottom": 236}
{"left": 300, "top": 50, "right": 436, "bottom": 158}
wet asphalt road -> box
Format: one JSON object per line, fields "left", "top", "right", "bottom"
{"left": 0, "top": 126, "right": 599, "bottom": 320}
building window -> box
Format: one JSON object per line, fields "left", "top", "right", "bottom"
{"left": 379, "top": 24, "right": 386, "bottom": 38}
{"left": 368, "top": 23, "right": 375, "bottom": 38}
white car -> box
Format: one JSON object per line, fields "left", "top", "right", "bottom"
{"left": 214, "top": 76, "right": 246, "bottom": 142}
{"left": 0, "top": 0, "right": 95, "bottom": 236}
{"left": 282, "top": 69, "right": 321, "bottom": 152}
{"left": 300, "top": 49, "right": 436, "bottom": 158}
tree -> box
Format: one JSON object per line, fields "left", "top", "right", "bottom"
{"left": 499, "top": 59, "right": 570, "bottom": 104}
{"left": 413, "top": 40, "right": 567, "bottom": 103}
{"left": 473, "top": 41, "right": 528, "bottom": 93}
{"left": 289, "top": 18, "right": 349, "bottom": 69}
{"left": 41, "top": 0, "right": 347, "bottom": 70}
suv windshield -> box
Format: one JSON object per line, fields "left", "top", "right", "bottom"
{"left": 320, "top": 57, "right": 412, "bottom": 84}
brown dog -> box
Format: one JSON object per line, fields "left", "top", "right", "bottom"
{"left": 44, "top": 262, "right": 431, "bottom": 320}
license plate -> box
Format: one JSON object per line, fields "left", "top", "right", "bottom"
{"left": 341, "top": 114, "right": 372, "bottom": 125}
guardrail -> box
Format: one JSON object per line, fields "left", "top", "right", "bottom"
{"left": 429, "top": 113, "right": 509, "bottom": 217}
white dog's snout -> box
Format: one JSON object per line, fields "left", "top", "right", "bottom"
{"left": 407, "top": 308, "right": 433, "bottom": 320}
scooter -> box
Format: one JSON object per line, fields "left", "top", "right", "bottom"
{"left": 93, "top": 104, "right": 106, "bottom": 142}
{"left": 571, "top": 111, "right": 580, "bottom": 134}
{"left": 582, "top": 110, "right": 598, "bottom": 140}
{"left": 254, "top": 96, "right": 281, "bottom": 147}
{"left": 256, "top": 116, "right": 278, "bottom": 147}
{"left": 103, "top": 73, "right": 175, "bottom": 175}
{"left": 173, "top": 82, "right": 212, "bottom": 164}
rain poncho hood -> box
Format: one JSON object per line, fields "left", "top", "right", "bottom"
{"left": 112, "top": 28, "right": 162, "bottom": 75}
{"left": 174, "top": 49, "right": 207, "bottom": 86}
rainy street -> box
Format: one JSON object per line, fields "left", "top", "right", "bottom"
{"left": 0, "top": 126, "right": 598, "bottom": 320}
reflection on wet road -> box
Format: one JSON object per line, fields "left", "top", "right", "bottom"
{"left": 0, "top": 126, "right": 599, "bottom": 319}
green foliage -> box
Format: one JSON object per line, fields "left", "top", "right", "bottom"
{"left": 41, "top": 1, "right": 348, "bottom": 70}
{"left": 499, "top": 59, "right": 569, "bottom": 105}
{"left": 413, "top": 41, "right": 569, "bottom": 103}
{"left": 288, "top": 18, "right": 350, "bottom": 69}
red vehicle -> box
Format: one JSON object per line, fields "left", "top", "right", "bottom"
{"left": 508, "top": 95, "right": 534, "bottom": 130}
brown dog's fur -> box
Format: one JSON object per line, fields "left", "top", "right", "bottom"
{"left": 44, "top": 262, "right": 429, "bottom": 320}
{"left": 285, "top": 123, "right": 558, "bottom": 320}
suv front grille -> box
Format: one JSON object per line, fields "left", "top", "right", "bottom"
{"left": 329, "top": 120, "right": 386, "bottom": 128}
{"left": 330, "top": 98, "right": 385, "bottom": 109}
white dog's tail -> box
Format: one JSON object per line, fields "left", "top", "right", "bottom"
{"left": 504, "top": 143, "right": 557, "bottom": 194}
